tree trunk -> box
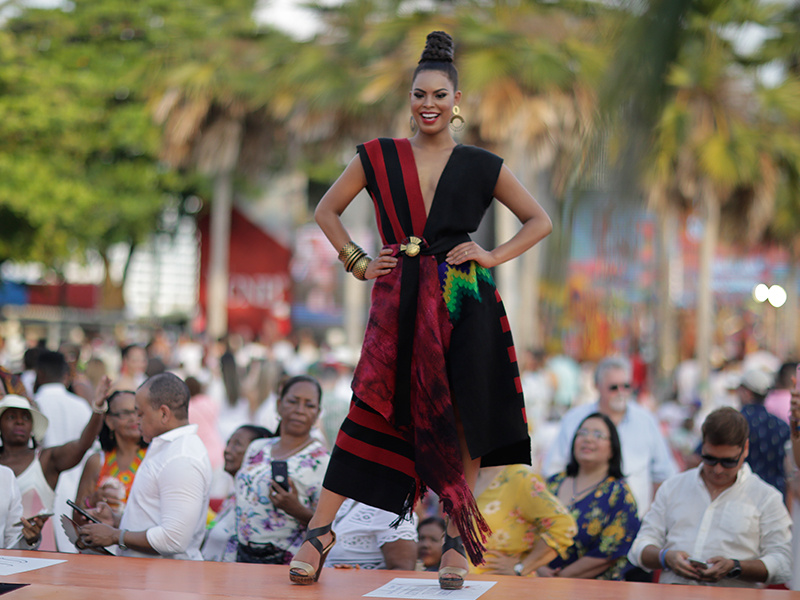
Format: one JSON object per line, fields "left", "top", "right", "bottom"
{"left": 100, "top": 251, "right": 126, "bottom": 311}
{"left": 654, "top": 200, "right": 678, "bottom": 396}
{"left": 200, "top": 117, "right": 243, "bottom": 340}
{"left": 696, "top": 180, "right": 719, "bottom": 409}
{"left": 207, "top": 171, "right": 234, "bottom": 339}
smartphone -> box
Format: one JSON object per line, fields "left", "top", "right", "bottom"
{"left": 271, "top": 460, "right": 290, "bottom": 491}
{"left": 688, "top": 557, "right": 708, "bottom": 570}
{"left": 13, "top": 512, "right": 54, "bottom": 527}
{"left": 66, "top": 499, "right": 101, "bottom": 524}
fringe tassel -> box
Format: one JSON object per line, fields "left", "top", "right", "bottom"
{"left": 390, "top": 478, "right": 427, "bottom": 529}
{"left": 440, "top": 486, "right": 492, "bottom": 566}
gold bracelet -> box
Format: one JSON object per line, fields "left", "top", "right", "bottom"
{"left": 344, "top": 249, "right": 366, "bottom": 272}
{"left": 338, "top": 241, "right": 364, "bottom": 265}
{"left": 351, "top": 256, "right": 371, "bottom": 280}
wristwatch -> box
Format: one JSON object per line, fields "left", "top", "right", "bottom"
{"left": 726, "top": 559, "right": 742, "bottom": 579}
{"left": 118, "top": 529, "right": 128, "bottom": 551}
{"left": 514, "top": 562, "right": 524, "bottom": 576}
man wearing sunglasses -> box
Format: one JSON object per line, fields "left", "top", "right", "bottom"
{"left": 628, "top": 407, "right": 791, "bottom": 588}
{"left": 543, "top": 356, "right": 676, "bottom": 517}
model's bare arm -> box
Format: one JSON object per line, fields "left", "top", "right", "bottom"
{"left": 314, "top": 155, "right": 369, "bottom": 251}
{"left": 315, "top": 155, "right": 397, "bottom": 279}
{"left": 446, "top": 165, "right": 552, "bottom": 268}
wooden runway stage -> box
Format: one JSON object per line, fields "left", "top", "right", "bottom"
{"left": 0, "top": 550, "right": 795, "bottom": 599}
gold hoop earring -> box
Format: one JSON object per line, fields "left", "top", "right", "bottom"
{"left": 449, "top": 105, "right": 465, "bottom": 133}
{"left": 410, "top": 115, "right": 418, "bottom": 133}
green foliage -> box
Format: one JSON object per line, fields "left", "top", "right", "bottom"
{"left": 0, "top": 0, "right": 238, "bottom": 269}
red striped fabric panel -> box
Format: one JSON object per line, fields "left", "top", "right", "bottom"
{"left": 364, "top": 140, "right": 405, "bottom": 242}
{"left": 335, "top": 430, "right": 417, "bottom": 480}
{"left": 395, "top": 139, "right": 427, "bottom": 235}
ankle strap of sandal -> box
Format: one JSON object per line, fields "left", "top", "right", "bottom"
{"left": 303, "top": 523, "right": 333, "bottom": 554}
{"left": 443, "top": 533, "right": 467, "bottom": 559}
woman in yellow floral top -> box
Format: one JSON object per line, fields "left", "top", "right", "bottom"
{"left": 543, "top": 412, "right": 640, "bottom": 580}
{"left": 471, "top": 464, "right": 576, "bottom": 577}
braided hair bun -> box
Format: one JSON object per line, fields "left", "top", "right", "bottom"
{"left": 413, "top": 31, "right": 458, "bottom": 89}
{"left": 419, "top": 31, "right": 454, "bottom": 64}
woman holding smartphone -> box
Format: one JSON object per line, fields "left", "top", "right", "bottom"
{"left": 232, "top": 375, "right": 329, "bottom": 564}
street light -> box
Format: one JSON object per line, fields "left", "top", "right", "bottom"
{"left": 753, "top": 283, "right": 769, "bottom": 303}
{"left": 753, "top": 283, "right": 788, "bottom": 355}
{"left": 768, "top": 284, "right": 787, "bottom": 308}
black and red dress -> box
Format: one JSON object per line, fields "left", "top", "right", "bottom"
{"left": 322, "top": 138, "right": 530, "bottom": 564}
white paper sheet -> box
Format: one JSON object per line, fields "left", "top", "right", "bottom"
{"left": 0, "top": 555, "right": 66, "bottom": 576}
{"left": 364, "top": 578, "right": 497, "bottom": 600}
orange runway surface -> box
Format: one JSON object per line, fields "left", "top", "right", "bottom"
{"left": 0, "top": 550, "right": 795, "bottom": 599}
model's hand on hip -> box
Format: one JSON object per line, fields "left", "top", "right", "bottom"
{"left": 366, "top": 247, "right": 398, "bottom": 279}
{"left": 446, "top": 242, "right": 495, "bottom": 268}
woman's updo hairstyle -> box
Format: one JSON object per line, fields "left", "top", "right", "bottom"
{"left": 413, "top": 31, "right": 458, "bottom": 90}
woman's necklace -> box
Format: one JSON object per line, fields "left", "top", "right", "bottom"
{"left": 270, "top": 436, "right": 314, "bottom": 461}
{"left": 570, "top": 475, "right": 605, "bottom": 504}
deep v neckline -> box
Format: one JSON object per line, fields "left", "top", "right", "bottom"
{"left": 402, "top": 139, "right": 459, "bottom": 229}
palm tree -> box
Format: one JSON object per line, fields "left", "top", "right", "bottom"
{"left": 755, "top": 2, "right": 800, "bottom": 358}
{"left": 149, "top": 4, "right": 298, "bottom": 337}
{"left": 605, "top": 0, "right": 792, "bottom": 404}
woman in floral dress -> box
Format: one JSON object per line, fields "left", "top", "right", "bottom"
{"left": 233, "top": 376, "right": 329, "bottom": 564}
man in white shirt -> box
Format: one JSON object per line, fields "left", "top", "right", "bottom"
{"left": 628, "top": 407, "right": 792, "bottom": 587}
{"left": 34, "top": 350, "right": 93, "bottom": 552}
{"left": 78, "top": 372, "right": 212, "bottom": 560}
{"left": 542, "top": 356, "right": 676, "bottom": 515}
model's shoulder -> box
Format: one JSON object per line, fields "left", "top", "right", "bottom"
{"left": 359, "top": 137, "right": 404, "bottom": 149}
{"left": 456, "top": 144, "right": 503, "bottom": 162}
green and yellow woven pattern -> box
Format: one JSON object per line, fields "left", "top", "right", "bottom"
{"left": 440, "top": 261, "right": 494, "bottom": 321}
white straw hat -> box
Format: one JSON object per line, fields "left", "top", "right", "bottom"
{"left": 0, "top": 395, "right": 49, "bottom": 443}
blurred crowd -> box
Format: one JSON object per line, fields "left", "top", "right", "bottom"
{"left": 0, "top": 327, "right": 797, "bottom": 589}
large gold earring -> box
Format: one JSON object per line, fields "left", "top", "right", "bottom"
{"left": 449, "top": 106, "right": 465, "bottom": 132}
{"left": 410, "top": 115, "right": 417, "bottom": 133}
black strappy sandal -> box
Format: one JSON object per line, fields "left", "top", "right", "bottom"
{"left": 288, "top": 523, "right": 337, "bottom": 585}
{"left": 438, "top": 532, "right": 469, "bottom": 590}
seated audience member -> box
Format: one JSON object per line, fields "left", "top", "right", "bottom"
{"left": 543, "top": 356, "right": 677, "bottom": 516}
{"left": 735, "top": 369, "right": 790, "bottom": 497}
{"left": 202, "top": 425, "right": 272, "bottom": 562}
{"left": 416, "top": 516, "right": 446, "bottom": 572}
{"left": 629, "top": 407, "right": 792, "bottom": 587}
{"left": 0, "top": 385, "right": 109, "bottom": 551}
{"left": 234, "top": 375, "right": 329, "bottom": 564}
{"left": 326, "top": 500, "right": 418, "bottom": 570}
{"left": 543, "top": 413, "right": 640, "bottom": 580}
{"left": 78, "top": 373, "right": 212, "bottom": 560}
{"left": 471, "top": 464, "right": 577, "bottom": 578}
{"left": 74, "top": 390, "right": 148, "bottom": 519}
{"left": 1, "top": 464, "right": 47, "bottom": 549}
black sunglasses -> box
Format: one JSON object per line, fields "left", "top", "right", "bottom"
{"left": 608, "top": 383, "right": 631, "bottom": 392}
{"left": 700, "top": 449, "right": 743, "bottom": 469}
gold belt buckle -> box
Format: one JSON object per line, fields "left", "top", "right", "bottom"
{"left": 400, "top": 236, "right": 422, "bottom": 257}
